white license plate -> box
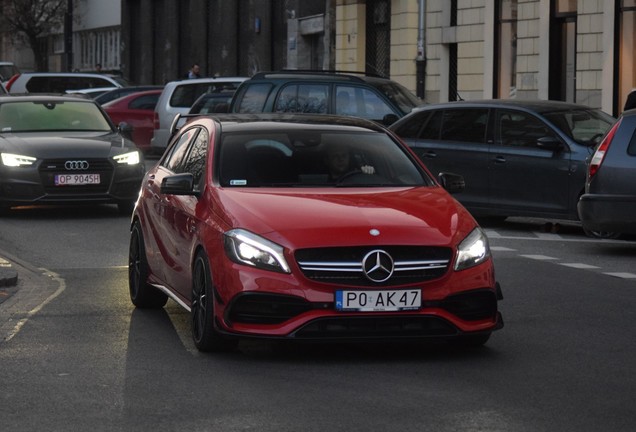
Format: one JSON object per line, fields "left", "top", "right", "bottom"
{"left": 55, "top": 173, "right": 100, "bottom": 186}
{"left": 335, "top": 289, "right": 421, "bottom": 312}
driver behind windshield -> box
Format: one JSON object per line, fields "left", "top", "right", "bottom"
{"left": 324, "top": 144, "right": 375, "bottom": 181}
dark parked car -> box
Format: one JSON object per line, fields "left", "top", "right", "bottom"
{"left": 390, "top": 99, "right": 615, "bottom": 222}
{"left": 229, "top": 70, "right": 423, "bottom": 125}
{"left": 0, "top": 95, "right": 145, "bottom": 214}
{"left": 128, "top": 113, "right": 503, "bottom": 352}
{"left": 578, "top": 109, "right": 636, "bottom": 238}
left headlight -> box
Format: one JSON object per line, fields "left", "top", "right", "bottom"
{"left": 454, "top": 227, "right": 491, "bottom": 271}
{"left": 1, "top": 152, "right": 36, "bottom": 167}
{"left": 224, "top": 229, "right": 291, "bottom": 273}
{"left": 113, "top": 151, "right": 140, "bottom": 165}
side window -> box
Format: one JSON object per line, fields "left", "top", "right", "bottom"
{"left": 162, "top": 127, "right": 199, "bottom": 172}
{"left": 275, "top": 84, "right": 328, "bottom": 113}
{"left": 129, "top": 94, "right": 159, "bottom": 110}
{"left": 440, "top": 109, "right": 489, "bottom": 143}
{"left": 170, "top": 84, "right": 198, "bottom": 108}
{"left": 497, "top": 109, "right": 555, "bottom": 148}
{"left": 182, "top": 128, "right": 209, "bottom": 190}
{"left": 236, "top": 83, "right": 272, "bottom": 113}
{"left": 335, "top": 85, "right": 395, "bottom": 120}
{"left": 392, "top": 111, "right": 430, "bottom": 139}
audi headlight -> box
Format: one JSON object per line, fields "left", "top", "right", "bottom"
{"left": 1, "top": 153, "right": 36, "bottom": 167}
{"left": 224, "top": 229, "right": 290, "bottom": 273}
{"left": 113, "top": 151, "right": 140, "bottom": 165}
{"left": 454, "top": 227, "right": 491, "bottom": 271}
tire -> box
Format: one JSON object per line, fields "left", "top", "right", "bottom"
{"left": 128, "top": 221, "right": 168, "bottom": 308}
{"left": 191, "top": 251, "right": 237, "bottom": 352}
{"left": 582, "top": 226, "right": 622, "bottom": 240}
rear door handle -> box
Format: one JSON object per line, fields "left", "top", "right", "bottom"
{"left": 493, "top": 156, "right": 507, "bottom": 164}
{"left": 421, "top": 150, "right": 437, "bottom": 159}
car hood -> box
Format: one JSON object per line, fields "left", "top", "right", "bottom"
{"left": 216, "top": 187, "right": 476, "bottom": 249}
{"left": 0, "top": 131, "right": 135, "bottom": 158}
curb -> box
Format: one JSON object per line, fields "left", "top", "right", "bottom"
{"left": 0, "top": 257, "right": 18, "bottom": 305}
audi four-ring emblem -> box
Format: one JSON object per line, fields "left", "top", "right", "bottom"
{"left": 64, "top": 160, "right": 89, "bottom": 170}
{"left": 362, "top": 249, "right": 394, "bottom": 283}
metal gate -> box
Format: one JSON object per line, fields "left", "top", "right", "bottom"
{"left": 365, "top": 0, "right": 391, "bottom": 77}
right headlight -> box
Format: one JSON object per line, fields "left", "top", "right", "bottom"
{"left": 1, "top": 152, "right": 36, "bottom": 167}
{"left": 454, "top": 227, "right": 491, "bottom": 271}
{"left": 224, "top": 229, "right": 291, "bottom": 274}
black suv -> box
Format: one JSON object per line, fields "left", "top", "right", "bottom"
{"left": 578, "top": 109, "right": 636, "bottom": 238}
{"left": 229, "top": 70, "right": 422, "bottom": 125}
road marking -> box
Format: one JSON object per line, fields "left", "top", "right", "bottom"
{"left": 490, "top": 246, "right": 517, "bottom": 251}
{"left": 559, "top": 263, "right": 600, "bottom": 269}
{"left": 519, "top": 254, "right": 559, "bottom": 261}
{"left": 603, "top": 272, "right": 636, "bottom": 279}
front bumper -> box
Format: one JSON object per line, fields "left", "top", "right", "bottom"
{"left": 216, "top": 285, "right": 504, "bottom": 342}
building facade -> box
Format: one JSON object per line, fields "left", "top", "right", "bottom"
{"left": 336, "top": 0, "right": 635, "bottom": 116}
{"left": 1, "top": 0, "right": 635, "bottom": 116}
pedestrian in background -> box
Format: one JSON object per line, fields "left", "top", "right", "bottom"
{"left": 95, "top": 63, "right": 102, "bottom": 73}
{"left": 187, "top": 63, "right": 201, "bottom": 79}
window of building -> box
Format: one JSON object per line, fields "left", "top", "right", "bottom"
{"left": 496, "top": 0, "right": 518, "bottom": 99}
{"left": 549, "top": 0, "right": 577, "bottom": 102}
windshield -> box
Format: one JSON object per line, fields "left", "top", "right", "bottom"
{"left": 219, "top": 129, "right": 432, "bottom": 188}
{"left": 543, "top": 109, "right": 615, "bottom": 146}
{"left": 0, "top": 100, "right": 112, "bottom": 133}
{"left": 370, "top": 81, "right": 422, "bottom": 115}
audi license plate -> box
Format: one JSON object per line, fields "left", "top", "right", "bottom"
{"left": 54, "top": 173, "right": 100, "bottom": 186}
{"left": 335, "top": 289, "right": 421, "bottom": 312}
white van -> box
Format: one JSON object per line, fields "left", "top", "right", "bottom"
{"left": 150, "top": 76, "right": 247, "bottom": 153}
{"left": 6, "top": 72, "right": 127, "bottom": 94}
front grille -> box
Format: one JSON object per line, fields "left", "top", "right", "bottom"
{"left": 39, "top": 158, "right": 113, "bottom": 194}
{"left": 292, "top": 316, "right": 457, "bottom": 339}
{"left": 296, "top": 246, "right": 452, "bottom": 287}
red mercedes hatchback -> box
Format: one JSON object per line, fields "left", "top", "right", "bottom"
{"left": 128, "top": 113, "right": 503, "bottom": 352}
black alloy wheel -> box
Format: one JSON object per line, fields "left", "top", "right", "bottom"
{"left": 191, "top": 251, "right": 237, "bottom": 352}
{"left": 128, "top": 221, "right": 168, "bottom": 308}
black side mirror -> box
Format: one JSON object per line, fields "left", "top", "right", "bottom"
{"left": 160, "top": 173, "right": 198, "bottom": 196}
{"left": 536, "top": 136, "right": 563, "bottom": 152}
{"left": 438, "top": 172, "right": 465, "bottom": 194}
{"left": 118, "top": 122, "right": 133, "bottom": 140}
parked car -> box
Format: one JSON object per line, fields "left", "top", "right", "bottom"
{"left": 103, "top": 89, "right": 163, "bottom": 152}
{"left": 5, "top": 72, "right": 127, "bottom": 94}
{"left": 229, "top": 70, "right": 423, "bottom": 125}
{"left": 390, "top": 99, "right": 615, "bottom": 222}
{"left": 0, "top": 95, "right": 145, "bottom": 214}
{"left": 95, "top": 85, "right": 164, "bottom": 105}
{"left": 0, "top": 61, "right": 19, "bottom": 82}
{"left": 150, "top": 77, "right": 247, "bottom": 154}
{"left": 128, "top": 113, "right": 504, "bottom": 352}
{"left": 578, "top": 109, "right": 636, "bottom": 238}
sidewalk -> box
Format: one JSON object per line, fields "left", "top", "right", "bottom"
{"left": 0, "top": 256, "right": 18, "bottom": 305}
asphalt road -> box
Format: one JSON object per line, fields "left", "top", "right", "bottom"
{"left": 1, "top": 206, "right": 635, "bottom": 431}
